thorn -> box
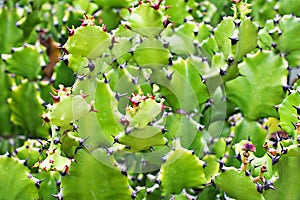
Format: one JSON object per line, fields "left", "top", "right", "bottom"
{"left": 23, "top": 158, "right": 29, "bottom": 166}
{"left": 66, "top": 25, "right": 75, "bottom": 36}
{"left": 132, "top": 77, "right": 139, "bottom": 85}
{"left": 35, "top": 179, "right": 45, "bottom": 189}
{"left": 220, "top": 69, "right": 227, "bottom": 76}
{"left": 282, "top": 85, "right": 291, "bottom": 93}
{"left": 131, "top": 191, "right": 137, "bottom": 199}
{"left": 161, "top": 128, "right": 168, "bottom": 134}
{"left": 230, "top": 37, "right": 239, "bottom": 45}
{"left": 256, "top": 183, "right": 263, "bottom": 193}
{"left": 56, "top": 180, "right": 61, "bottom": 187}
{"left": 53, "top": 137, "right": 61, "bottom": 145}
{"left": 293, "top": 105, "right": 300, "bottom": 115}
{"left": 113, "top": 136, "right": 118, "bottom": 144}
{"left": 89, "top": 105, "right": 99, "bottom": 113}
{"left": 227, "top": 57, "right": 234, "bottom": 64}
{"left": 51, "top": 192, "right": 63, "bottom": 200}
{"left": 102, "top": 24, "right": 107, "bottom": 32}
{"left": 103, "top": 74, "right": 109, "bottom": 84}
{"left": 49, "top": 92, "right": 60, "bottom": 103}
{"left": 121, "top": 170, "right": 128, "bottom": 176}
{"left": 166, "top": 70, "right": 174, "bottom": 80}
{"left": 163, "top": 19, "right": 172, "bottom": 28}
{"left": 115, "top": 92, "right": 127, "bottom": 101}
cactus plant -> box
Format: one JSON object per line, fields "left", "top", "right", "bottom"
{"left": 1, "top": 0, "right": 300, "bottom": 199}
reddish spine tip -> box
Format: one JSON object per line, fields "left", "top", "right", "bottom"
{"left": 49, "top": 92, "right": 60, "bottom": 103}
{"left": 102, "top": 24, "right": 107, "bottom": 32}
{"left": 90, "top": 105, "right": 99, "bottom": 113}
{"left": 66, "top": 26, "right": 75, "bottom": 36}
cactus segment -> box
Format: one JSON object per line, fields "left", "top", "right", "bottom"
{"left": 95, "top": 80, "right": 123, "bottom": 140}
{"left": 0, "top": 5, "right": 23, "bottom": 53}
{"left": 93, "top": 0, "right": 132, "bottom": 9}
{"left": 278, "top": 0, "right": 300, "bottom": 17}
{"left": 151, "top": 58, "right": 209, "bottom": 112}
{"left": 61, "top": 149, "right": 132, "bottom": 199}
{"left": 214, "top": 169, "right": 264, "bottom": 200}
{"left": 214, "top": 17, "right": 235, "bottom": 59}
{"left": 8, "top": 81, "right": 49, "bottom": 138}
{"left": 225, "top": 51, "right": 288, "bottom": 120}
{"left": 45, "top": 89, "right": 91, "bottom": 129}
{"left": 278, "top": 91, "right": 300, "bottom": 135}
{"left": 277, "top": 15, "right": 300, "bottom": 67}
{"left": 34, "top": 171, "right": 61, "bottom": 200}
{"left": 15, "top": 139, "right": 44, "bottom": 169}
{"left": 159, "top": 140, "right": 206, "bottom": 195}
{"left": 133, "top": 38, "right": 170, "bottom": 68}
{"left": 264, "top": 146, "right": 300, "bottom": 200}
{"left": 0, "top": 156, "right": 39, "bottom": 199}
{"left": 126, "top": 95, "right": 162, "bottom": 128}
{"left": 0, "top": 61, "right": 12, "bottom": 136}
{"left": 235, "top": 18, "right": 258, "bottom": 61}
{"left": 2, "top": 45, "right": 43, "bottom": 80}
{"left": 64, "top": 23, "right": 111, "bottom": 59}
{"left": 164, "top": 0, "right": 188, "bottom": 25}
{"left": 127, "top": 4, "right": 164, "bottom": 38}
{"left": 233, "top": 118, "right": 267, "bottom": 157}
{"left": 116, "top": 126, "right": 167, "bottom": 151}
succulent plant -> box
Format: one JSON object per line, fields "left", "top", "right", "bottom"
{"left": 1, "top": 0, "right": 300, "bottom": 199}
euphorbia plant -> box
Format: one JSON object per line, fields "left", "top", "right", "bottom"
{"left": 1, "top": 0, "right": 300, "bottom": 199}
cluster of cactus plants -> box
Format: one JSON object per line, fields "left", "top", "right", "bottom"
{"left": 1, "top": 0, "right": 300, "bottom": 199}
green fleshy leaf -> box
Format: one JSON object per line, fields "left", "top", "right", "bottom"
{"left": 62, "top": 149, "right": 132, "bottom": 199}
{"left": 0, "top": 156, "right": 39, "bottom": 199}
{"left": 159, "top": 140, "right": 206, "bottom": 195}
{"left": 278, "top": 0, "right": 300, "bottom": 17}
{"left": 225, "top": 51, "right": 288, "bottom": 120}
{"left": 277, "top": 15, "right": 300, "bottom": 67}
{"left": 65, "top": 25, "right": 111, "bottom": 59}
{"left": 214, "top": 17, "right": 235, "bottom": 58}
{"left": 233, "top": 118, "right": 267, "bottom": 157}
{"left": 53, "top": 61, "right": 76, "bottom": 88}
{"left": 235, "top": 18, "right": 258, "bottom": 61}
{"left": 212, "top": 138, "right": 227, "bottom": 158}
{"left": 34, "top": 171, "right": 61, "bottom": 200}
{"left": 110, "top": 37, "right": 132, "bottom": 63}
{"left": 202, "top": 154, "right": 220, "bottom": 181}
{"left": 165, "top": 0, "right": 188, "bottom": 25}
{"left": 0, "top": 6, "right": 23, "bottom": 53}
{"left": 214, "top": 169, "right": 264, "bottom": 200}
{"left": 47, "top": 95, "right": 91, "bottom": 128}
{"left": 151, "top": 58, "right": 209, "bottom": 112}
{"left": 117, "top": 126, "right": 167, "bottom": 151}
{"left": 197, "top": 23, "right": 212, "bottom": 43}
{"left": 161, "top": 23, "right": 196, "bottom": 57}
{"left": 278, "top": 91, "right": 300, "bottom": 135}
{"left": 0, "top": 61, "right": 12, "bottom": 135}
{"left": 165, "top": 114, "right": 202, "bottom": 154}
{"left": 66, "top": 54, "right": 89, "bottom": 73}
{"left": 17, "top": 10, "right": 42, "bottom": 40}
{"left": 95, "top": 80, "right": 124, "bottom": 141}
{"left": 16, "top": 139, "right": 43, "bottom": 169}
{"left": 3, "top": 45, "right": 43, "bottom": 80}
{"left": 93, "top": 0, "right": 132, "bottom": 8}
{"left": 127, "top": 98, "right": 162, "bottom": 128}
{"left": 127, "top": 5, "right": 164, "bottom": 38}
{"left": 264, "top": 146, "right": 300, "bottom": 200}
{"left": 133, "top": 38, "right": 169, "bottom": 68}
{"left": 8, "top": 81, "right": 48, "bottom": 138}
